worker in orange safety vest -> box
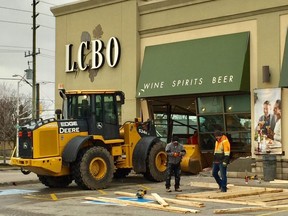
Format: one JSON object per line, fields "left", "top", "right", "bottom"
{"left": 212, "top": 130, "right": 231, "bottom": 192}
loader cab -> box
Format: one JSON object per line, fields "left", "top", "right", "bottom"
{"left": 61, "top": 90, "right": 125, "bottom": 140}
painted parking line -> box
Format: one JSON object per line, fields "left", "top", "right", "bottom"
{"left": 0, "top": 189, "right": 38, "bottom": 196}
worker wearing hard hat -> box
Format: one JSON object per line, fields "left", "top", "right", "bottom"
{"left": 165, "top": 136, "right": 186, "bottom": 192}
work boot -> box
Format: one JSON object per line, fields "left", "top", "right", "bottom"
{"left": 221, "top": 187, "right": 227, "bottom": 192}
{"left": 166, "top": 188, "right": 172, "bottom": 192}
{"left": 175, "top": 188, "right": 182, "bottom": 192}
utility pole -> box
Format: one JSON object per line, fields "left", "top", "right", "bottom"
{"left": 25, "top": 0, "right": 40, "bottom": 119}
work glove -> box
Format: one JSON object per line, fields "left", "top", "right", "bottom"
{"left": 222, "top": 162, "right": 227, "bottom": 167}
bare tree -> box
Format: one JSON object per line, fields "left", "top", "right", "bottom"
{"left": 0, "top": 83, "right": 31, "bottom": 163}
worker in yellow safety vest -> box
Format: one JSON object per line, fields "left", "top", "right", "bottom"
{"left": 212, "top": 130, "right": 231, "bottom": 192}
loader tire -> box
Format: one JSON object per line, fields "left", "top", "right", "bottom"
{"left": 71, "top": 146, "right": 114, "bottom": 190}
{"left": 144, "top": 141, "right": 167, "bottom": 182}
{"left": 37, "top": 175, "right": 73, "bottom": 188}
{"left": 113, "top": 168, "right": 131, "bottom": 178}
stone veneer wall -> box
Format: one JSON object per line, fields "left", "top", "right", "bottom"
{"left": 251, "top": 157, "right": 288, "bottom": 180}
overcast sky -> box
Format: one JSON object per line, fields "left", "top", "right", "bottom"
{"left": 0, "top": 0, "right": 76, "bottom": 117}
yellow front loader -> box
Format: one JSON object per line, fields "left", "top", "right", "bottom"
{"left": 10, "top": 89, "right": 167, "bottom": 189}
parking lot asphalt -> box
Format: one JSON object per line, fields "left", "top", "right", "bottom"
{"left": 2, "top": 165, "right": 288, "bottom": 216}
{"left": 1, "top": 164, "right": 288, "bottom": 190}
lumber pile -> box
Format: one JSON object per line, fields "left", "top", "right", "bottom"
{"left": 85, "top": 191, "right": 202, "bottom": 214}
{"left": 84, "top": 184, "right": 288, "bottom": 214}
{"left": 177, "top": 183, "right": 288, "bottom": 214}
{"left": 114, "top": 191, "right": 204, "bottom": 208}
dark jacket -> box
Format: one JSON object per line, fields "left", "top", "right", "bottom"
{"left": 165, "top": 142, "right": 186, "bottom": 164}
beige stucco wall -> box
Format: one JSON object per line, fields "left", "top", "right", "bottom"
{"left": 280, "top": 15, "right": 288, "bottom": 160}
{"left": 138, "top": 0, "right": 288, "bottom": 159}
{"left": 52, "top": 0, "right": 139, "bottom": 123}
{"left": 52, "top": 0, "right": 288, "bottom": 160}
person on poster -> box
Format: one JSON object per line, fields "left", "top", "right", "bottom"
{"left": 257, "top": 100, "right": 274, "bottom": 136}
{"left": 271, "top": 99, "right": 281, "bottom": 142}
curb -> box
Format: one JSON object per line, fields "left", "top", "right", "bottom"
{"left": 0, "top": 179, "right": 40, "bottom": 187}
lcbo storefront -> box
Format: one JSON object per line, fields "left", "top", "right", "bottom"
{"left": 52, "top": 0, "right": 288, "bottom": 179}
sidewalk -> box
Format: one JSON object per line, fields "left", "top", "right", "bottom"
{"left": 0, "top": 164, "right": 39, "bottom": 186}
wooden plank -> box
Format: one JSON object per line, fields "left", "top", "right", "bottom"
{"left": 176, "top": 196, "right": 266, "bottom": 206}
{"left": 114, "top": 191, "right": 204, "bottom": 208}
{"left": 233, "top": 191, "right": 288, "bottom": 203}
{"left": 177, "top": 188, "right": 283, "bottom": 200}
{"left": 263, "top": 199, "right": 288, "bottom": 206}
{"left": 151, "top": 193, "right": 169, "bottom": 207}
{"left": 214, "top": 205, "right": 288, "bottom": 214}
{"left": 269, "top": 179, "right": 288, "bottom": 184}
{"left": 210, "top": 188, "right": 283, "bottom": 200}
{"left": 189, "top": 182, "right": 234, "bottom": 189}
{"left": 85, "top": 197, "right": 200, "bottom": 214}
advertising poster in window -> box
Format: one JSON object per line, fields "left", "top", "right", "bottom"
{"left": 253, "top": 88, "right": 282, "bottom": 155}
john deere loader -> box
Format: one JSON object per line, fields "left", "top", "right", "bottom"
{"left": 10, "top": 89, "right": 167, "bottom": 190}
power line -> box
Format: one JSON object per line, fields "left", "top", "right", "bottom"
{"left": 0, "top": 45, "right": 55, "bottom": 53}
{"left": 39, "top": 12, "right": 54, "bottom": 17}
{"left": 0, "top": 19, "right": 54, "bottom": 29}
{"left": 40, "top": 24, "right": 55, "bottom": 30}
{"left": 0, "top": 6, "right": 31, "bottom": 13}
{"left": 0, "top": 19, "right": 31, "bottom": 26}
{"left": 39, "top": 54, "right": 55, "bottom": 59}
{"left": 0, "top": 49, "right": 25, "bottom": 53}
{"left": 0, "top": 45, "right": 31, "bottom": 49}
{"left": 0, "top": 5, "right": 53, "bottom": 17}
{"left": 40, "top": 1, "right": 56, "bottom": 6}
{"left": 40, "top": 47, "right": 55, "bottom": 53}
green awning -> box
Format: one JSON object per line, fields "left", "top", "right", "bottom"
{"left": 137, "top": 32, "right": 250, "bottom": 98}
{"left": 279, "top": 29, "right": 288, "bottom": 87}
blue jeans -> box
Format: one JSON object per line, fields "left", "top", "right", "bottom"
{"left": 212, "top": 162, "right": 227, "bottom": 192}
{"left": 165, "top": 163, "right": 181, "bottom": 189}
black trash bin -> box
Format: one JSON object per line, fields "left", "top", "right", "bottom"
{"left": 262, "top": 154, "right": 276, "bottom": 181}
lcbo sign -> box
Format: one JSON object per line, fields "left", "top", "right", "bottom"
{"left": 65, "top": 37, "right": 121, "bottom": 72}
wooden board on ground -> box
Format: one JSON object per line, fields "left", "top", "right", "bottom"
{"left": 232, "top": 191, "right": 288, "bottom": 203}
{"left": 177, "top": 187, "right": 283, "bottom": 200}
{"left": 270, "top": 179, "right": 288, "bottom": 184}
{"left": 189, "top": 182, "right": 234, "bottom": 189}
{"left": 177, "top": 196, "right": 266, "bottom": 206}
{"left": 185, "top": 184, "right": 288, "bottom": 214}
{"left": 85, "top": 196, "right": 200, "bottom": 214}
{"left": 114, "top": 191, "right": 204, "bottom": 208}
{"left": 151, "top": 193, "right": 169, "bottom": 207}
{"left": 214, "top": 205, "right": 288, "bottom": 214}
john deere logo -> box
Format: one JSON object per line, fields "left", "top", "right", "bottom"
{"left": 23, "top": 142, "right": 28, "bottom": 149}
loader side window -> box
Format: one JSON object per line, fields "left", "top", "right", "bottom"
{"left": 95, "top": 95, "right": 103, "bottom": 122}
{"left": 104, "top": 96, "right": 117, "bottom": 125}
{"left": 67, "top": 95, "right": 91, "bottom": 119}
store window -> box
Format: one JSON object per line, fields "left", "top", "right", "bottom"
{"left": 154, "top": 113, "right": 168, "bottom": 142}
{"left": 197, "top": 94, "right": 251, "bottom": 152}
{"left": 153, "top": 104, "right": 197, "bottom": 143}
{"left": 198, "top": 96, "right": 223, "bottom": 114}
